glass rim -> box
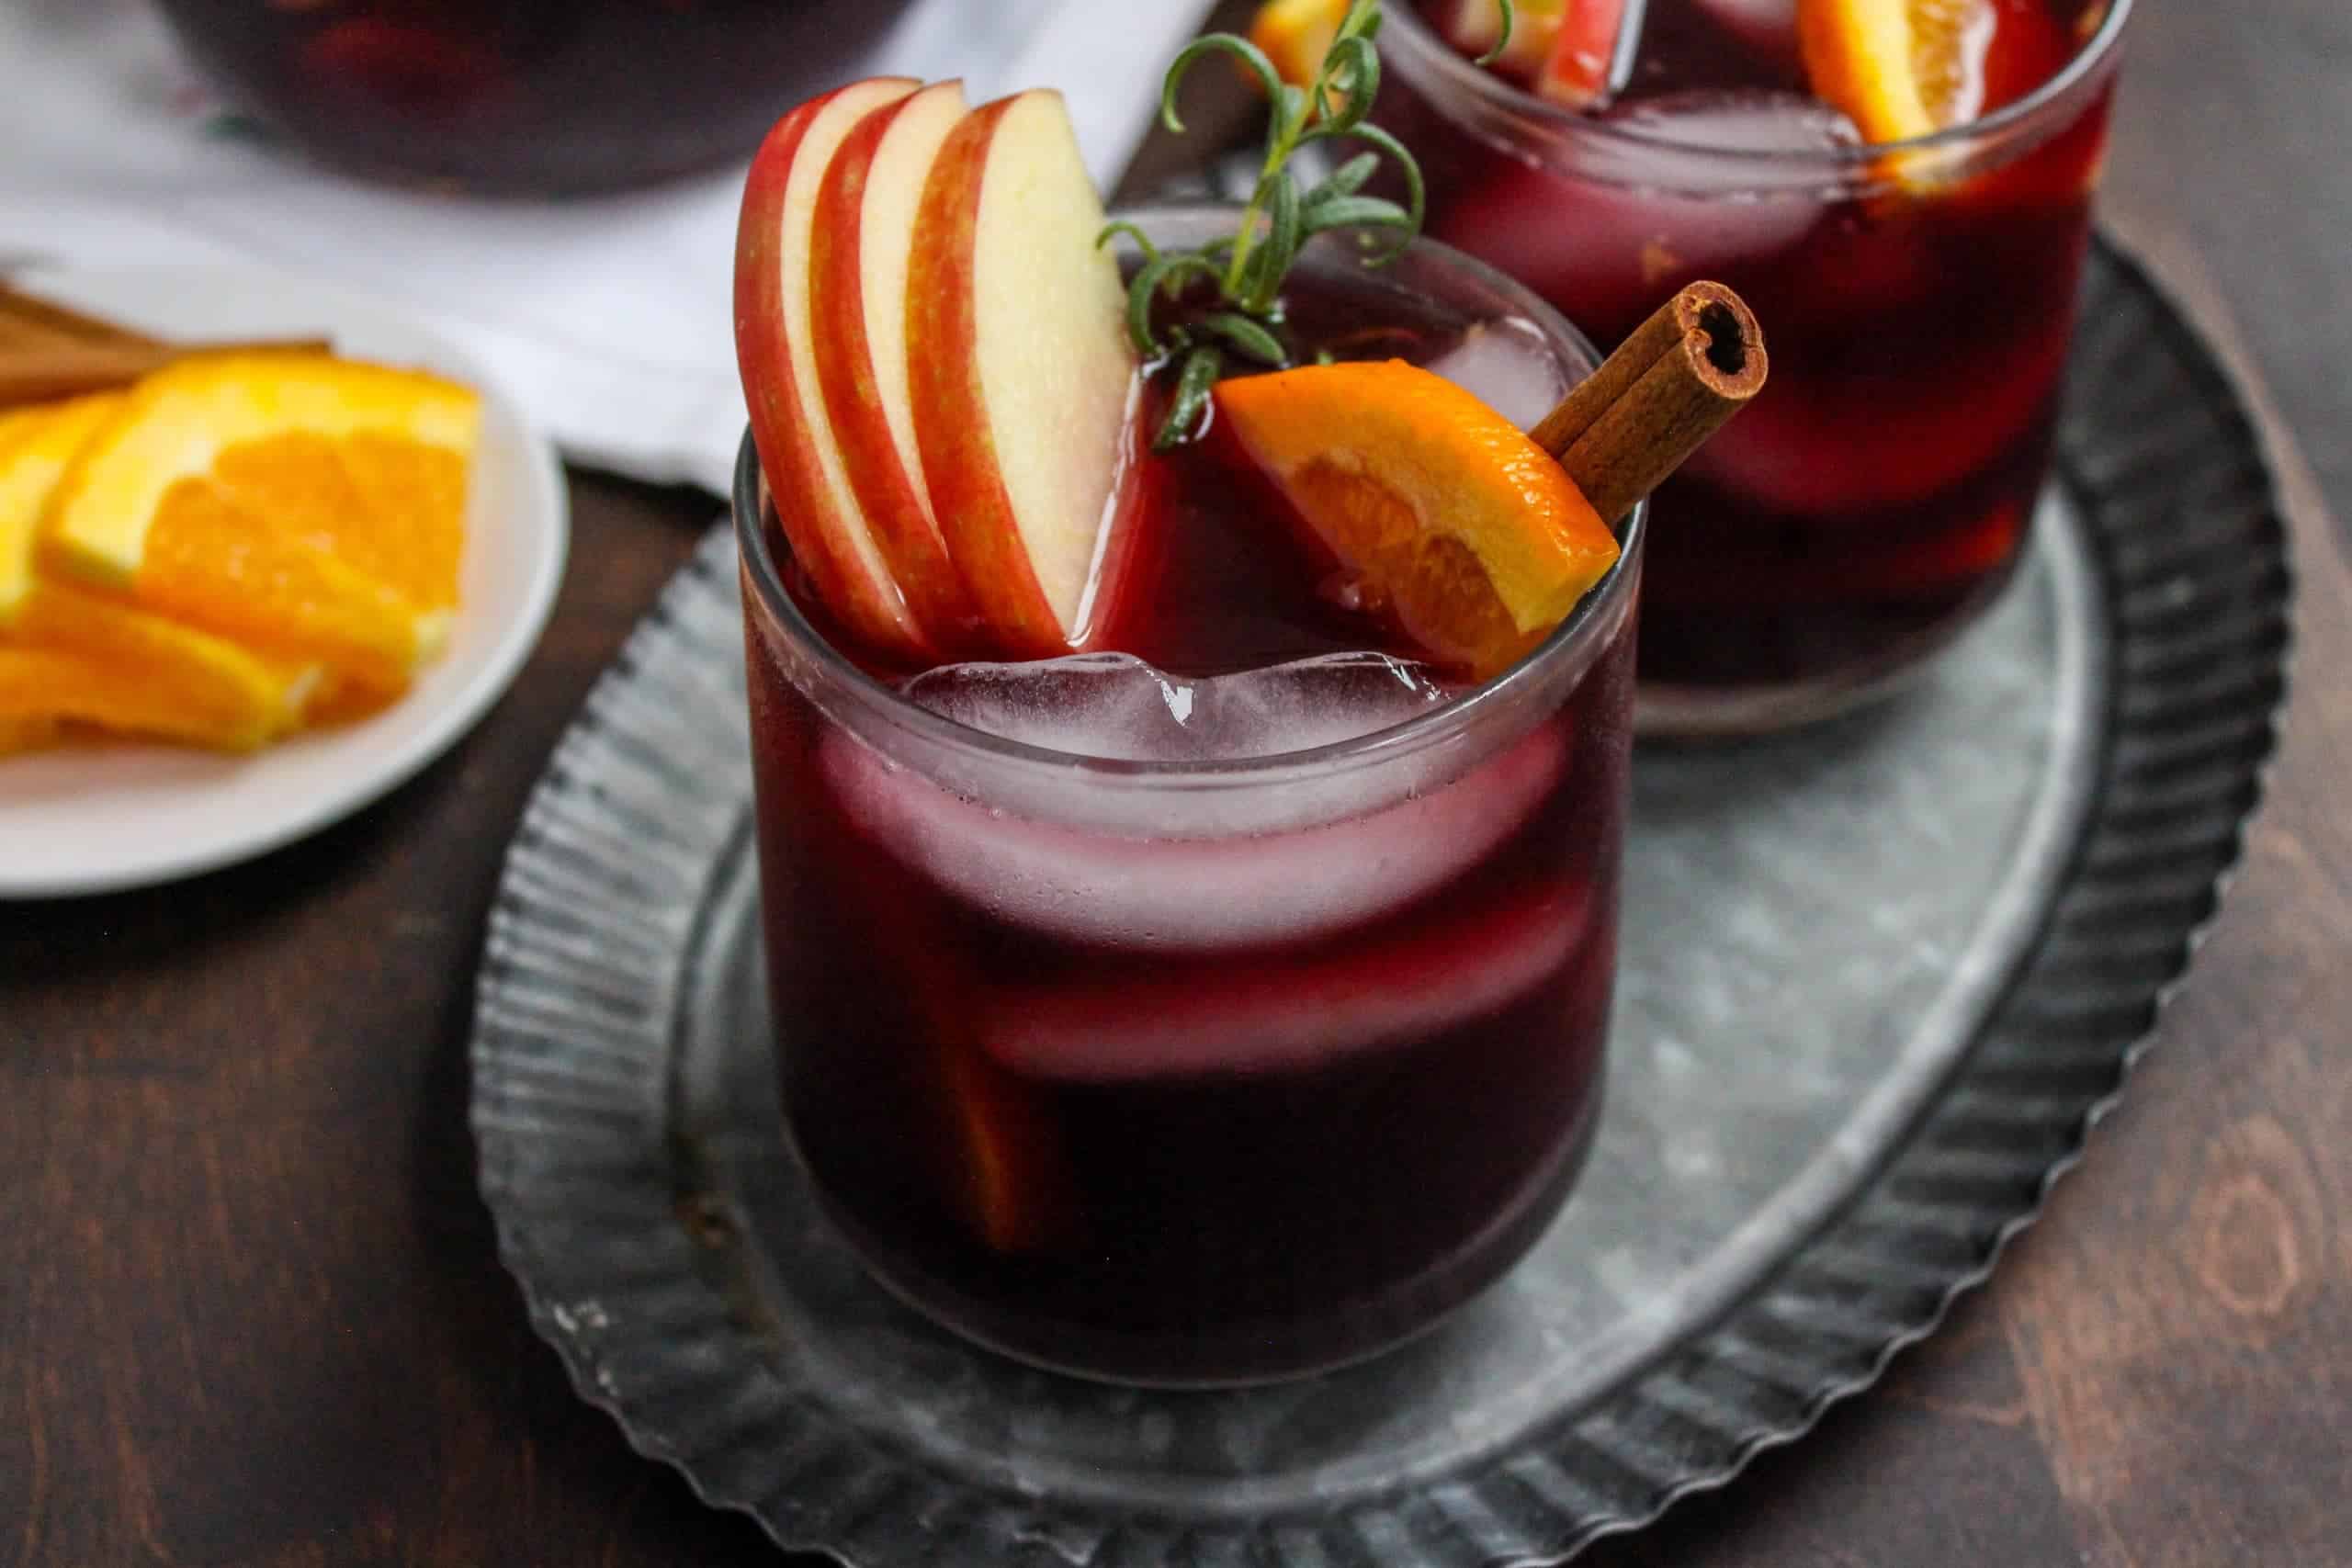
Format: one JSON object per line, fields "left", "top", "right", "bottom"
{"left": 731, "top": 209, "right": 1645, "bottom": 787}
{"left": 1383, "top": 0, "right": 2136, "bottom": 168}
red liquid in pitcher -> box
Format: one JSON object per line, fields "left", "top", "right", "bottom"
{"left": 1391, "top": 0, "right": 2114, "bottom": 701}
{"left": 152, "top": 0, "right": 918, "bottom": 192}
{"left": 742, "top": 280, "right": 1631, "bottom": 1383}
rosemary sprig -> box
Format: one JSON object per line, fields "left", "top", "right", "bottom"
{"left": 1101, "top": 0, "right": 1516, "bottom": 451}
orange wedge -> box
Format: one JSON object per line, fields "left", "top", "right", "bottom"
{"left": 41, "top": 354, "right": 477, "bottom": 693}
{"left": 1213, "top": 359, "right": 1620, "bottom": 679}
{"left": 1798, "top": 0, "right": 1996, "bottom": 145}
{"left": 1250, "top": 0, "right": 1351, "bottom": 93}
{"left": 0, "top": 394, "right": 316, "bottom": 750}
{"left": 0, "top": 396, "right": 122, "bottom": 617}
{"left": 0, "top": 609, "right": 312, "bottom": 753}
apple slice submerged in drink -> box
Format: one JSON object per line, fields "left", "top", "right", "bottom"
{"left": 980, "top": 880, "right": 1593, "bottom": 1082}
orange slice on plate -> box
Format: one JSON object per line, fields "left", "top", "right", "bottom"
{"left": 1212, "top": 358, "right": 1620, "bottom": 679}
{"left": 0, "top": 615, "right": 311, "bottom": 754}
{"left": 1798, "top": 0, "right": 1996, "bottom": 145}
{"left": 41, "top": 354, "right": 477, "bottom": 694}
{"left": 0, "top": 394, "right": 122, "bottom": 617}
{"left": 0, "top": 393, "right": 316, "bottom": 750}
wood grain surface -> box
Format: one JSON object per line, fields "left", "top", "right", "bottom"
{"left": 6, "top": 2, "right": 2348, "bottom": 1563}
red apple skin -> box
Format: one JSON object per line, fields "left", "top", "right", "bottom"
{"left": 1068, "top": 395, "right": 1161, "bottom": 652}
{"left": 809, "top": 84, "right": 985, "bottom": 652}
{"left": 1537, "top": 0, "right": 1628, "bottom": 107}
{"left": 905, "top": 96, "right": 1069, "bottom": 658}
{"left": 734, "top": 78, "right": 932, "bottom": 664}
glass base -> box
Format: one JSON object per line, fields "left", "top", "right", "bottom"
{"left": 797, "top": 1094, "right": 1603, "bottom": 1391}
{"left": 1634, "top": 525, "right": 2035, "bottom": 739}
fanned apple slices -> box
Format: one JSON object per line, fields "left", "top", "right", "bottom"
{"left": 735, "top": 81, "right": 1143, "bottom": 664}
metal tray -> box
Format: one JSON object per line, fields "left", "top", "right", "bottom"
{"left": 470, "top": 238, "right": 2291, "bottom": 1566}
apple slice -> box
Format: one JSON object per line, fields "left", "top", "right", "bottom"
{"left": 1438, "top": 0, "right": 1566, "bottom": 81}
{"left": 809, "top": 81, "right": 984, "bottom": 649}
{"left": 907, "top": 90, "right": 1143, "bottom": 658}
{"left": 735, "top": 76, "right": 930, "bottom": 662}
{"left": 977, "top": 881, "right": 1593, "bottom": 1082}
{"left": 1534, "top": 0, "right": 1631, "bottom": 107}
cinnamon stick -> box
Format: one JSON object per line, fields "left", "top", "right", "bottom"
{"left": 1532, "top": 280, "right": 1767, "bottom": 526}
{"left": 0, "top": 339, "right": 334, "bottom": 411}
{"left": 0, "top": 284, "right": 164, "bottom": 351}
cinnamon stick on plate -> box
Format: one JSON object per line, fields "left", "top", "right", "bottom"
{"left": 0, "top": 283, "right": 164, "bottom": 351}
{"left": 0, "top": 340, "right": 334, "bottom": 410}
{"left": 0, "top": 283, "right": 333, "bottom": 410}
{"left": 1532, "top": 280, "right": 1769, "bottom": 525}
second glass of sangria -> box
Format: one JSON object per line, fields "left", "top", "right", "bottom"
{"left": 1369, "top": 0, "right": 2132, "bottom": 730}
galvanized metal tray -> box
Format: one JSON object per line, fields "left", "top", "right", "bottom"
{"left": 471, "top": 238, "right": 2291, "bottom": 1565}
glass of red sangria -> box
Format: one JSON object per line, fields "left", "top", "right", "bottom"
{"left": 1373, "top": 0, "right": 2134, "bottom": 730}
{"left": 148, "top": 0, "right": 916, "bottom": 192}
{"left": 735, "top": 205, "right": 1645, "bottom": 1385}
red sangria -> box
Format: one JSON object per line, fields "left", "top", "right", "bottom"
{"left": 729, "top": 28, "right": 1753, "bottom": 1382}
{"left": 1363, "top": 0, "right": 2132, "bottom": 728}
{"left": 740, "top": 209, "right": 1644, "bottom": 1383}
{"left": 150, "top": 0, "right": 917, "bottom": 192}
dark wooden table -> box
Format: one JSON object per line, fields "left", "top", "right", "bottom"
{"left": 7, "top": 4, "right": 2347, "bottom": 1563}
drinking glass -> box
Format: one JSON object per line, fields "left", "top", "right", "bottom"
{"left": 734, "top": 209, "right": 1644, "bottom": 1385}
{"left": 1379, "top": 0, "right": 2133, "bottom": 731}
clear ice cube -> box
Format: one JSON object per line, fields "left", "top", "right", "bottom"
{"left": 829, "top": 654, "right": 1570, "bottom": 952}
{"left": 1424, "top": 319, "right": 1573, "bottom": 429}
{"left": 901, "top": 650, "right": 1452, "bottom": 762}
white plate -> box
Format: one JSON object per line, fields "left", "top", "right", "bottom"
{"left": 0, "top": 264, "right": 568, "bottom": 898}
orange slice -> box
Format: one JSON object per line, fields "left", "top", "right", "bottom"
{"left": 1798, "top": 0, "right": 1996, "bottom": 145}
{"left": 214, "top": 428, "right": 469, "bottom": 611}
{"left": 0, "top": 396, "right": 315, "bottom": 750}
{"left": 1250, "top": 0, "right": 1351, "bottom": 92}
{"left": 41, "top": 354, "right": 476, "bottom": 693}
{"left": 1212, "top": 359, "right": 1620, "bottom": 679}
{"left": 0, "top": 395, "right": 123, "bottom": 617}
{"left": 0, "top": 592, "right": 314, "bottom": 751}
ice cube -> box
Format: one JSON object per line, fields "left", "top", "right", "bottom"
{"left": 1425, "top": 319, "right": 1573, "bottom": 429}
{"left": 821, "top": 658, "right": 1570, "bottom": 951}
{"left": 902, "top": 653, "right": 1201, "bottom": 761}
{"left": 1603, "top": 89, "right": 1860, "bottom": 156}
{"left": 901, "top": 650, "right": 1452, "bottom": 762}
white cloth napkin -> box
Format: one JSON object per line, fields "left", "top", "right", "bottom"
{"left": 0, "top": 0, "right": 1210, "bottom": 493}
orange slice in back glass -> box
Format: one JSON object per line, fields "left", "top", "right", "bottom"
{"left": 1211, "top": 359, "right": 1619, "bottom": 681}
{"left": 1249, "top": 0, "right": 1350, "bottom": 91}
{"left": 1799, "top": 0, "right": 2080, "bottom": 146}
